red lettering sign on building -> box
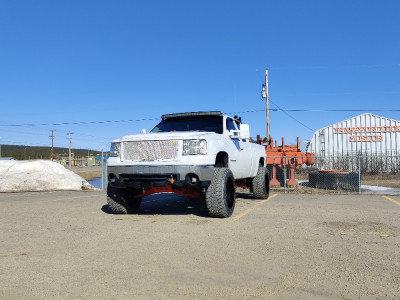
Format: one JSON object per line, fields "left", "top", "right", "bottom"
{"left": 333, "top": 126, "right": 397, "bottom": 142}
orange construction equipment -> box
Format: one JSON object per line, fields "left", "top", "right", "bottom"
{"left": 255, "top": 136, "right": 315, "bottom": 187}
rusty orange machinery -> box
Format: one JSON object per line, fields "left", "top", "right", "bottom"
{"left": 255, "top": 136, "right": 315, "bottom": 187}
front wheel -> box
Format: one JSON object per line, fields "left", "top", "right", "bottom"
{"left": 106, "top": 184, "right": 142, "bottom": 214}
{"left": 206, "top": 168, "right": 236, "bottom": 218}
{"left": 251, "top": 167, "right": 270, "bottom": 199}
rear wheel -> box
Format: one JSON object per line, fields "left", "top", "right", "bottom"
{"left": 251, "top": 167, "right": 270, "bottom": 199}
{"left": 106, "top": 184, "right": 142, "bottom": 214}
{"left": 206, "top": 168, "right": 235, "bottom": 218}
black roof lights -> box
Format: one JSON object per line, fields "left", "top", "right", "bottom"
{"left": 161, "top": 111, "right": 223, "bottom": 120}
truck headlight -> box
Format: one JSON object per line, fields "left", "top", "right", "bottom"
{"left": 183, "top": 139, "right": 207, "bottom": 155}
{"left": 110, "top": 142, "right": 121, "bottom": 157}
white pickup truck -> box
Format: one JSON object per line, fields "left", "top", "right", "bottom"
{"left": 107, "top": 111, "right": 269, "bottom": 218}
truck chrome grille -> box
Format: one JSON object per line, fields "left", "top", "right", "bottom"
{"left": 122, "top": 140, "right": 179, "bottom": 161}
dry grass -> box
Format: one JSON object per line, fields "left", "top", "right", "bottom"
{"left": 269, "top": 173, "right": 400, "bottom": 194}
{"left": 361, "top": 174, "right": 400, "bottom": 188}
{"left": 70, "top": 166, "right": 101, "bottom": 181}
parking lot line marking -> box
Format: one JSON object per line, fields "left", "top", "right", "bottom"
{"left": 232, "top": 193, "right": 278, "bottom": 222}
{"left": 382, "top": 195, "right": 400, "bottom": 206}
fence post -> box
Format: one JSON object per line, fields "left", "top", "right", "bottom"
{"left": 101, "top": 154, "right": 108, "bottom": 190}
{"left": 283, "top": 155, "right": 287, "bottom": 193}
{"left": 358, "top": 155, "right": 361, "bottom": 194}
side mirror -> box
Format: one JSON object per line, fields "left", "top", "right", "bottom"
{"left": 240, "top": 124, "right": 250, "bottom": 140}
{"left": 140, "top": 129, "right": 147, "bottom": 134}
{"left": 228, "top": 130, "right": 239, "bottom": 138}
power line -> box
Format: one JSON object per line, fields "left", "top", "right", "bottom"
{"left": 268, "top": 99, "right": 315, "bottom": 132}
{"left": 273, "top": 109, "right": 400, "bottom": 112}
{"left": 0, "top": 118, "right": 160, "bottom": 127}
{"left": 224, "top": 109, "right": 267, "bottom": 115}
{"left": 227, "top": 108, "right": 400, "bottom": 113}
{"left": 0, "top": 109, "right": 399, "bottom": 128}
{"left": 269, "top": 63, "right": 400, "bottom": 70}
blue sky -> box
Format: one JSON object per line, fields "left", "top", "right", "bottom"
{"left": 0, "top": 0, "right": 399, "bottom": 151}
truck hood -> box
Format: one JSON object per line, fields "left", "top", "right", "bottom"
{"left": 118, "top": 131, "right": 217, "bottom": 142}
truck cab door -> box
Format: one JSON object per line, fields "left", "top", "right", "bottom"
{"left": 226, "top": 118, "right": 254, "bottom": 179}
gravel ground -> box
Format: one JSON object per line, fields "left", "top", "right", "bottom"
{"left": 0, "top": 191, "right": 399, "bottom": 299}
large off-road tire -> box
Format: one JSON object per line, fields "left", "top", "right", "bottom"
{"left": 251, "top": 167, "right": 270, "bottom": 199}
{"left": 206, "top": 168, "right": 236, "bottom": 218}
{"left": 106, "top": 184, "right": 142, "bottom": 214}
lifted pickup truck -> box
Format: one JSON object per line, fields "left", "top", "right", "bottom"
{"left": 107, "top": 111, "right": 269, "bottom": 218}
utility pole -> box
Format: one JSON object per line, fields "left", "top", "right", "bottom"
{"left": 49, "top": 129, "right": 55, "bottom": 161}
{"left": 67, "top": 132, "right": 73, "bottom": 169}
{"left": 0, "top": 137, "right": 2, "bottom": 158}
{"left": 261, "top": 68, "right": 270, "bottom": 143}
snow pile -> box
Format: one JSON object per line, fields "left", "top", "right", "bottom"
{"left": 361, "top": 185, "right": 400, "bottom": 195}
{"left": 0, "top": 160, "right": 94, "bottom": 192}
{"left": 361, "top": 185, "right": 390, "bottom": 191}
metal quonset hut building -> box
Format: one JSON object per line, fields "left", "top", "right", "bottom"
{"left": 307, "top": 113, "right": 400, "bottom": 156}
{"left": 306, "top": 113, "right": 400, "bottom": 173}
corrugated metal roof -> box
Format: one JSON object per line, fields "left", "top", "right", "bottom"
{"left": 307, "top": 113, "right": 400, "bottom": 156}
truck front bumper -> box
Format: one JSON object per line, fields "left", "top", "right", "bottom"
{"left": 107, "top": 165, "right": 214, "bottom": 189}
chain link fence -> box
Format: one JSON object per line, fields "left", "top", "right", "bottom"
{"left": 99, "top": 155, "right": 400, "bottom": 195}
{"left": 268, "top": 155, "right": 400, "bottom": 195}
{"left": 101, "top": 157, "right": 108, "bottom": 189}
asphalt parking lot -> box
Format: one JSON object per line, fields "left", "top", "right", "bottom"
{"left": 0, "top": 191, "right": 399, "bottom": 299}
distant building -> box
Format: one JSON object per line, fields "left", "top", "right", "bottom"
{"left": 87, "top": 156, "right": 96, "bottom": 167}
{"left": 307, "top": 113, "right": 400, "bottom": 157}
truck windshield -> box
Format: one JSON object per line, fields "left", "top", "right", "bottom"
{"left": 151, "top": 117, "right": 223, "bottom": 134}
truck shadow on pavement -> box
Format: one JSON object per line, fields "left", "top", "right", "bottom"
{"left": 101, "top": 193, "right": 210, "bottom": 217}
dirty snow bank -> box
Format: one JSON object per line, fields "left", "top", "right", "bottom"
{"left": 0, "top": 160, "right": 94, "bottom": 192}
